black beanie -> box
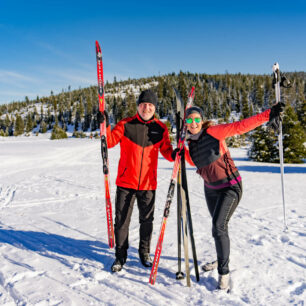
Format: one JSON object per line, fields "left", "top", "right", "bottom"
{"left": 137, "top": 89, "right": 158, "bottom": 107}
{"left": 186, "top": 106, "right": 204, "bottom": 119}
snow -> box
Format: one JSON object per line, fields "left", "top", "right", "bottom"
{"left": 0, "top": 135, "right": 305, "bottom": 305}
{"left": 105, "top": 81, "right": 158, "bottom": 99}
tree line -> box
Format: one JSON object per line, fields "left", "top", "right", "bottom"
{"left": 0, "top": 71, "right": 305, "bottom": 162}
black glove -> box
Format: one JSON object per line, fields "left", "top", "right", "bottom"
{"left": 171, "top": 147, "right": 184, "bottom": 161}
{"left": 280, "top": 74, "right": 291, "bottom": 88}
{"left": 272, "top": 73, "right": 291, "bottom": 89}
{"left": 97, "top": 110, "right": 109, "bottom": 127}
{"left": 268, "top": 102, "right": 285, "bottom": 132}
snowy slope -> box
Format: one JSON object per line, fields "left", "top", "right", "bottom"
{"left": 0, "top": 136, "right": 305, "bottom": 305}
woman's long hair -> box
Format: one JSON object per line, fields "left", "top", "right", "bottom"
{"left": 202, "top": 120, "right": 214, "bottom": 130}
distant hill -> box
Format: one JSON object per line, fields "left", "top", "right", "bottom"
{"left": 0, "top": 71, "right": 305, "bottom": 139}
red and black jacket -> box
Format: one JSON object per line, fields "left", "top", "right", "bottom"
{"left": 106, "top": 113, "right": 174, "bottom": 190}
{"left": 185, "top": 110, "right": 270, "bottom": 189}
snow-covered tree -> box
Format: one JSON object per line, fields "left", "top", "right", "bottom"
{"left": 282, "top": 105, "right": 306, "bottom": 163}
{"left": 249, "top": 106, "right": 306, "bottom": 163}
{"left": 248, "top": 126, "right": 278, "bottom": 162}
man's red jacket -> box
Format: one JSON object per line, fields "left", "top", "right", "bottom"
{"left": 106, "top": 113, "right": 174, "bottom": 190}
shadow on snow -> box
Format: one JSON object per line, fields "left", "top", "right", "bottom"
{"left": 0, "top": 228, "right": 114, "bottom": 267}
{"left": 237, "top": 165, "right": 306, "bottom": 174}
{"left": 0, "top": 227, "right": 203, "bottom": 285}
{"left": 160, "top": 165, "right": 306, "bottom": 174}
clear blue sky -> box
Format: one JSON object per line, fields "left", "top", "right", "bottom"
{"left": 0, "top": 0, "right": 305, "bottom": 104}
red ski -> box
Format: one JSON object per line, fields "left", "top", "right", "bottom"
{"left": 149, "top": 86, "right": 195, "bottom": 285}
{"left": 95, "top": 40, "right": 115, "bottom": 248}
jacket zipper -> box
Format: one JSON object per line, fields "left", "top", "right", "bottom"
{"left": 137, "top": 123, "right": 147, "bottom": 190}
{"left": 119, "top": 167, "right": 127, "bottom": 178}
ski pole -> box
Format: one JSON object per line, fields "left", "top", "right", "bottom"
{"left": 181, "top": 154, "right": 199, "bottom": 282}
{"left": 272, "top": 62, "right": 288, "bottom": 231}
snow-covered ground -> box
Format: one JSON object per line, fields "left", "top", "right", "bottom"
{"left": 0, "top": 135, "right": 305, "bottom": 305}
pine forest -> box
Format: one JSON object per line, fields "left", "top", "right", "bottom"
{"left": 0, "top": 71, "right": 305, "bottom": 163}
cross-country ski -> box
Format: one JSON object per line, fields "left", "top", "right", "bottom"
{"left": 95, "top": 40, "right": 115, "bottom": 248}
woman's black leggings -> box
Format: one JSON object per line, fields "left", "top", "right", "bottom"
{"left": 204, "top": 182, "right": 242, "bottom": 275}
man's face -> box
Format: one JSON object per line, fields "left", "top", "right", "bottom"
{"left": 137, "top": 103, "right": 156, "bottom": 121}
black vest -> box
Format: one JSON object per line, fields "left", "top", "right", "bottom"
{"left": 187, "top": 130, "right": 220, "bottom": 169}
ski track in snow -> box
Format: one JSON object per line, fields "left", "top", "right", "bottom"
{"left": 0, "top": 185, "right": 16, "bottom": 209}
{"left": 0, "top": 136, "right": 305, "bottom": 305}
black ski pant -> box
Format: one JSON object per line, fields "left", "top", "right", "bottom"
{"left": 204, "top": 183, "right": 242, "bottom": 275}
{"left": 114, "top": 186, "right": 155, "bottom": 261}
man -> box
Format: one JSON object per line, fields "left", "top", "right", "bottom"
{"left": 98, "top": 89, "right": 177, "bottom": 272}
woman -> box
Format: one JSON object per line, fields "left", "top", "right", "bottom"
{"left": 184, "top": 103, "right": 284, "bottom": 291}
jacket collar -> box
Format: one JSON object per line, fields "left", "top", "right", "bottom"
{"left": 188, "top": 128, "right": 204, "bottom": 141}
{"left": 136, "top": 112, "right": 155, "bottom": 124}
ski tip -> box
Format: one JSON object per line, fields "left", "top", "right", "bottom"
{"left": 189, "top": 86, "right": 195, "bottom": 99}
{"left": 95, "top": 40, "right": 101, "bottom": 51}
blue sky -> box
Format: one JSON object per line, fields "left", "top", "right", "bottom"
{"left": 0, "top": 0, "right": 305, "bottom": 105}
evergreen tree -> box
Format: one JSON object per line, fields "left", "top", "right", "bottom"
{"left": 249, "top": 106, "right": 306, "bottom": 163}
{"left": 74, "top": 101, "right": 84, "bottom": 131}
{"left": 282, "top": 105, "right": 306, "bottom": 163}
{"left": 296, "top": 101, "right": 306, "bottom": 133}
{"left": 157, "top": 77, "right": 164, "bottom": 101}
{"left": 116, "top": 97, "right": 124, "bottom": 122}
{"left": 202, "top": 82, "right": 212, "bottom": 118}
{"left": 58, "top": 104, "right": 64, "bottom": 128}
{"left": 216, "top": 92, "right": 222, "bottom": 118}
{"left": 112, "top": 97, "right": 118, "bottom": 124}
{"left": 194, "top": 80, "right": 203, "bottom": 108}
{"left": 248, "top": 126, "right": 278, "bottom": 162}
{"left": 14, "top": 114, "right": 24, "bottom": 136}
{"left": 47, "top": 107, "right": 52, "bottom": 130}
{"left": 254, "top": 77, "right": 264, "bottom": 109}
{"left": 295, "top": 83, "right": 306, "bottom": 132}
{"left": 67, "top": 109, "right": 72, "bottom": 126}
{"left": 126, "top": 93, "right": 136, "bottom": 117}
{"left": 84, "top": 92, "right": 93, "bottom": 131}
{"left": 40, "top": 121, "right": 47, "bottom": 133}
{"left": 222, "top": 99, "right": 231, "bottom": 122}
{"left": 51, "top": 124, "right": 68, "bottom": 140}
{"left": 178, "top": 71, "right": 187, "bottom": 103}
{"left": 241, "top": 89, "right": 250, "bottom": 119}
{"left": 211, "top": 92, "right": 219, "bottom": 118}
{"left": 5, "top": 114, "right": 11, "bottom": 129}
{"left": 25, "top": 113, "right": 33, "bottom": 133}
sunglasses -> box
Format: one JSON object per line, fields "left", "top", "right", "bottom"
{"left": 185, "top": 117, "right": 202, "bottom": 124}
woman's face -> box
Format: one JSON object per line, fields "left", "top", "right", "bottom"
{"left": 186, "top": 113, "right": 203, "bottom": 135}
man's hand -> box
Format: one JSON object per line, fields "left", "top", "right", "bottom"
{"left": 97, "top": 110, "right": 110, "bottom": 127}
{"left": 171, "top": 147, "right": 184, "bottom": 161}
